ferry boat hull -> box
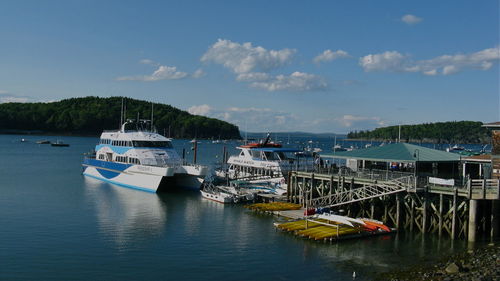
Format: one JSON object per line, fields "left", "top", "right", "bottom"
{"left": 82, "top": 158, "right": 206, "bottom": 192}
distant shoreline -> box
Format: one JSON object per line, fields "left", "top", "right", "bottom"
{"left": 0, "top": 130, "right": 99, "bottom": 137}
{"left": 346, "top": 138, "right": 489, "bottom": 145}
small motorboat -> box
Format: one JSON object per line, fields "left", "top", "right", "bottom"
{"left": 36, "top": 140, "right": 51, "bottom": 144}
{"left": 51, "top": 140, "right": 70, "bottom": 147}
{"left": 200, "top": 189, "right": 237, "bottom": 204}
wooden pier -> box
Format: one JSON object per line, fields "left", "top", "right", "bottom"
{"left": 287, "top": 170, "right": 500, "bottom": 241}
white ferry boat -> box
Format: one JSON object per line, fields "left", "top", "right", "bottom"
{"left": 82, "top": 119, "right": 208, "bottom": 192}
{"left": 217, "top": 134, "right": 316, "bottom": 180}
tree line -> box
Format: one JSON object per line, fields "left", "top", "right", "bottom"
{"left": 0, "top": 96, "right": 241, "bottom": 139}
{"left": 347, "top": 121, "right": 490, "bottom": 144}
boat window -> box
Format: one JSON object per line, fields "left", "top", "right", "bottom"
{"left": 132, "top": 141, "right": 173, "bottom": 148}
{"left": 250, "top": 150, "right": 261, "bottom": 159}
{"left": 128, "top": 157, "right": 139, "bottom": 164}
{"left": 115, "top": 156, "right": 127, "bottom": 163}
{"left": 239, "top": 151, "right": 244, "bottom": 157}
{"left": 277, "top": 152, "right": 286, "bottom": 160}
{"left": 264, "top": 152, "right": 277, "bottom": 160}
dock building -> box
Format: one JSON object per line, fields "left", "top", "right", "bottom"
{"left": 287, "top": 135, "right": 499, "bottom": 242}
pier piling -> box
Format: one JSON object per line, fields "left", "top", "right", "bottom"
{"left": 288, "top": 171, "right": 499, "bottom": 240}
{"left": 468, "top": 199, "right": 478, "bottom": 242}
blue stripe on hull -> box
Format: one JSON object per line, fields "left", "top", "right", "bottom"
{"left": 83, "top": 171, "right": 157, "bottom": 193}
{"left": 83, "top": 158, "right": 132, "bottom": 179}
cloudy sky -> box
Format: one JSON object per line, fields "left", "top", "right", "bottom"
{"left": 0, "top": 0, "right": 498, "bottom": 133}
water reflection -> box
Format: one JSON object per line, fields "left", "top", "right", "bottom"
{"left": 83, "top": 177, "right": 167, "bottom": 249}
{"left": 155, "top": 191, "right": 260, "bottom": 252}
{"left": 304, "top": 231, "right": 468, "bottom": 277}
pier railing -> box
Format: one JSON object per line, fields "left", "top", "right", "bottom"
{"left": 311, "top": 167, "right": 414, "bottom": 182}
{"left": 309, "top": 175, "right": 415, "bottom": 208}
{"left": 427, "top": 178, "right": 500, "bottom": 200}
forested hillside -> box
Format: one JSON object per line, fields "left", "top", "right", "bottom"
{"left": 0, "top": 96, "right": 241, "bottom": 139}
{"left": 347, "top": 121, "right": 490, "bottom": 144}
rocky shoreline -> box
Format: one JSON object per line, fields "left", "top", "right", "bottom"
{"left": 376, "top": 243, "right": 500, "bottom": 281}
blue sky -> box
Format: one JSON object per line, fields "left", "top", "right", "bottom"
{"left": 0, "top": 0, "right": 498, "bottom": 133}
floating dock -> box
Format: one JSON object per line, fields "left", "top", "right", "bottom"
{"left": 274, "top": 218, "right": 394, "bottom": 242}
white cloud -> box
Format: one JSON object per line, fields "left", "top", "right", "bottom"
{"left": 249, "top": 72, "right": 328, "bottom": 92}
{"left": 192, "top": 68, "right": 206, "bottom": 78}
{"left": 423, "top": 69, "right": 437, "bottom": 76}
{"left": 186, "top": 104, "right": 300, "bottom": 131}
{"left": 188, "top": 104, "right": 213, "bottom": 116}
{"left": 336, "top": 115, "right": 386, "bottom": 128}
{"left": 401, "top": 14, "right": 423, "bottom": 25}
{"left": 187, "top": 104, "right": 390, "bottom": 133}
{"left": 200, "top": 39, "right": 328, "bottom": 92}
{"left": 313, "top": 49, "right": 349, "bottom": 63}
{"left": 360, "top": 47, "right": 500, "bottom": 75}
{"left": 139, "top": 59, "right": 159, "bottom": 66}
{"left": 117, "top": 65, "right": 188, "bottom": 81}
{"left": 236, "top": 72, "right": 270, "bottom": 82}
{"left": 201, "top": 39, "right": 296, "bottom": 74}
{"left": 359, "top": 51, "right": 413, "bottom": 72}
{"left": 0, "top": 92, "right": 32, "bottom": 103}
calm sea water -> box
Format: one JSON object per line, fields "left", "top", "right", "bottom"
{"left": 0, "top": 135, "right": 474, "bottom": 281}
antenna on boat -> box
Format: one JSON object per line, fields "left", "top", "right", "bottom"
{"left": 263, "top": 133, "right": 271, "bottom": 145}
{"left": 137, "top": 112, "right": 140, "bottom": 131}
{"left": 244, "top": 119, "right": 248, "bottom": 144}
{"left": 334, "top": 135, "right": 337, "bottom": 154}
{"left": 398, "top": 123, "right": 401, "bottom": 143}
{"left": 120, "top": 98, "right": 124, "bottom": 128}
{"left": 151, "top": 102, "right": 154, "bottom": 132}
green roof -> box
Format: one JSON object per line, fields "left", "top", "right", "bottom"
{"left": 321, "top": 143, "right": 460, "bottom": 163}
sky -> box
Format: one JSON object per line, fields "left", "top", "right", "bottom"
{"left": 0, "top": 0, "right": 498, "bottom": 133}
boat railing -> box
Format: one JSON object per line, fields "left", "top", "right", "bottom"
{"left": 229, "top": 174, "right": 283, "bottom": 183}
{"left": 182, "top": 162, "right": 208, "bottom": 169}
{"left": 139, "top": 157, "right": 182, "bottom": 168}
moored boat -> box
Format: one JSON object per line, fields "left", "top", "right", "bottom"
{"left": 216, "top": 133, "right": 316, "bottom": 183}
{"left": 200, "top": 189, "right": 236, "bottom": 203}
{"left": 200, "top": 181, "right": 254, "bottom": 203}
{"left": 51, "top": 140, "right": 69, "bottom": 147}
{"left": 82, "top": 119, "right": 208, "bottom": 192}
